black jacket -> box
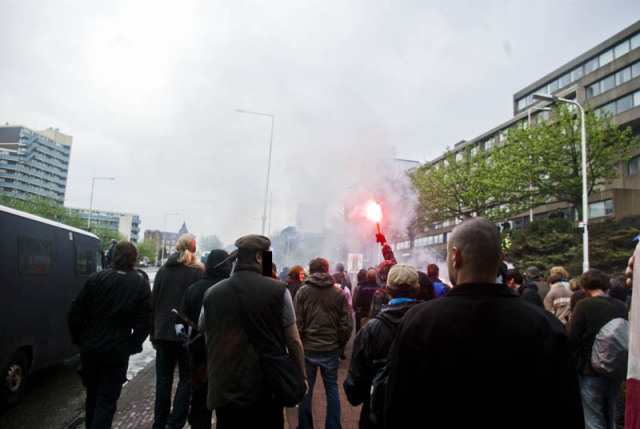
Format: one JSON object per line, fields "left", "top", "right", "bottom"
{"left": 384, "top": 283, "right": 584, "bottom": 428}
{"left": 344, "top": 300, "right": 423, "bottom": 429}
{"left": 68, "top": 269, "right": 153, "bottom": 359}
{"left": 152, "top": 253, "right": 203, "bottom": 342}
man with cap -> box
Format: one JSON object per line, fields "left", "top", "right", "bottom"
{"left": 344, "top": 264, "right": 423, "bottom": 429}
{"left": 383, "top": 217, "right": 583, "bottom": 428}
{"left": 524, "top": 265, "right": 550, "bottom": 301}
{"left": 294, "top": 257, "right": 353, "bottom": 429}
{"left": 200, "top": 235, "right": 306, "bottom": 429}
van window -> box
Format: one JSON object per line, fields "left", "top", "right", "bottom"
{"left": 18, "top": 236, "right": 52, "bottom": 275}
{"left": 76, "top": 246, "right": 93, "bottom": 277}
{"left": 96, "top": 250, "right": 104, "bottom": 272}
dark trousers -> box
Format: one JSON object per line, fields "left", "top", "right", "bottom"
{"left": 187, "top": 367, "right": 212, "bottom": 429}
{"left": 79, "top": 353, "right": 129, "bottom": 429}
{"left": 216, "top": 401, "right": 284, "bottom": 429}
{"left": 153, "top": 340, "right": 192, "bottom": 429}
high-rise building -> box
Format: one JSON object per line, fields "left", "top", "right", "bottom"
{"left": 0, "top": 125, "right": 72, "bottom": 204}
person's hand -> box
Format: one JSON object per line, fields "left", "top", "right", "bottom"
{"left": 376, "top": 233, "right": 387, "bottom": 244}
{"left": 303, "top": 379, "right": 310, "bottom": 396}
{"left": 626, "top": 255, "right": 635, "bottom": 287}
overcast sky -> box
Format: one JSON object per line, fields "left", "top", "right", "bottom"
{"left": 1, "top": 1, "right": 639, "bottom": 246}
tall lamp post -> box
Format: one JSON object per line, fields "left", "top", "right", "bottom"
{"left": 235, "top": 108, "right": 275, "bottom": 236}
{"left": 526, "top": 106, "right": 550, "bottom": 222}
{"left": 533, "top": 93, "right": 589, "bottom": 272}
{"left": 162, "top": 212, "right": 179, "bottom": 261}
{"left": 88, "top": 176, "right": 115, "bottom": 229}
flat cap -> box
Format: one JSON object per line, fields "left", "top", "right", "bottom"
{"left": 234, "top": 234, "right": 271, "bottom": 252}
{"left": 526, "top": 266, "right": 541, "bottom": 280}
{"left": 387, "top": 264, "right": 419, "bottom": 291}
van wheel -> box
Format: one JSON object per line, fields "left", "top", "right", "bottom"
{"left": 2, "top": 350, "right": 29, "bottom": 406}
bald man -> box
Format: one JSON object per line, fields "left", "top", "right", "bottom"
{"left": 383, "top": 217, "right": 584, "bottom": 428}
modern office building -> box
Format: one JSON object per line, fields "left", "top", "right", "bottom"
{"left": 395, "top": 20, "right": 640, "bottom": 254}
{"left": 69, "top": 207, "right": 141, "bottom": 243}
{"left": 0, "top": 125, "right": 72, "bottom": 204}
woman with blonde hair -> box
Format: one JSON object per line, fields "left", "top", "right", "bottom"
{"left": 151, "top": 233, "right": 204, "bottom": 429}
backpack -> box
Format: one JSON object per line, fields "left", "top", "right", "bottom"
{"left": 591, "top": 317, "right": 629, "bottom": 381}
{"left": 368, "top": 315, "right": 396, "bottom": 429}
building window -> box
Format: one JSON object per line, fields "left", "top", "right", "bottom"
{"left": 570, "top": 66, "right": 583, "bottom": 81}
{"left": 586, "top": 83, "right": 600, "bottom": 99}
{"left": 547, "top": 79, "right": 559, "bottom": 94}
{"left": 585, "top": 57, "right": 599, "bottom": 74}
{"left": 632, "top": 33, "right": 640, "bottom": 50}
{"left": 559, "top": 72, "right": 571, "bottom": 88}
{"left": 599, "top": 49, "right": 614, "bottom": 67}
{"left": 614, "top": 40, "right": 630, "bottom": 59}
{"left": 616, "top": 94, "right": 633, "bottom": 113}
{"left": 589, "top": 199, "right": 613, "bottom": 218}
{"left": 615, "top": 68, "right": 631, "bottom": 85}
{"left": 629, "top": 155, "right": 640, "bottom": 175}
{"left": 632, "top": 62, "right": 640, "bottom": 79}
{"left": 600, "top": 75, "right": 615, "bottom": 93}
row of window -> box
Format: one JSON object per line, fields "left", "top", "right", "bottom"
{"left": 18, "top": 235, "right": 102, "bottom": 276}
{"left": 629, "top": 155, "right": 640, "bottom": 175}
{"left": 587, "top": 60, "right": 640, "bottom": 99}
{"left": 517, "top": 32, "right": 640, "bottom": 111}
{"left": 596, "top": 89, "right": 640, "bottom": 116}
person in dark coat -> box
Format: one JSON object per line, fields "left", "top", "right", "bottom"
{"left": 352, "top": 269, "right": 379, "bottom": 332}
{"left": 179, "top": 249, "right": 232, "bottom": 429}
{"left": 383, "top": 217, "right": 583, "bottom": 428}
{"left": 344, "top": 264, "right": 423, "bottom": 429}
{"left": 416, "top": 271, "right": 436, "bottom": 301}
{"left": 68, "top": 241, "right": 153, "bottom": 429}
{"left": 151, "top": 233, "right": 204, "bottom": 429}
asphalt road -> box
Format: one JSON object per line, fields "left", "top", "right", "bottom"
{"left": 0, "top": 267, "right": 158, "bottom": 428}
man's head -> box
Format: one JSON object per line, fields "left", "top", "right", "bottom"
{"left": 578, "top": 269, "right": 610, "bottom": 295}
{"left": 335, "top": 263, "right": 345, "bottom": 273}
{"left": 387, "top": 264, "right": 420, "bottom": 299}
{"left": 110, "top": 238, "right": 117, "bottom": 247}
{"left": 525, "top": 266, "right": 542, "bottom": 282}
{"left": 288, "top": 265, "right": 306, "bottom": 282}
{"left": 446, "top": 217, "right": 504, "bottom": 286}
{"left": 547, "top": 273, "right": 563, "bottom": 286}
{"left": 426, "top": 263, "right": 439, "bottom": 278}
{"left": 111, "top": 241, "right": 137, "bottom": 271}
{"left": 366, "top": 268, "right": 377, "bottom": 282}
{"left": 204, "top": 249, "right": 232, "bottom": 278}
{"left": 309, "top": 257, "right": 330, "bottom": 275}
{"left": 235, "top": 234, "right": 271, "bottom": 268}
{"left": 505, "top": 268, "right": 523, "bottom": 289}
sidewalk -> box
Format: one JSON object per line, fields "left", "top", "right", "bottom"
{"left": 112, "top": 335, "right": 361, "bottom": 428}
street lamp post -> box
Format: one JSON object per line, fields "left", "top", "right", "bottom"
{"left": 526, "top": 106, "right": 550, "bottom": 222}
{"left": 162, "top": 212, "right": 179, "bottom": 261}
{"left": 236, "top": 109, "right": 275, "bottom": 236}
{"left": 88, "top": 177, "right": 115, "bottom": 229}
{"left": 533, "top": 93, "right": 589, "bottom": 272}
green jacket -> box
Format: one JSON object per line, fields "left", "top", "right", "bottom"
{"left": 294, "top": 273, "right": 353, "bottom": 352}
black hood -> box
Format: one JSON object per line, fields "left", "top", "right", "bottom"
{"left": 204, "top": 249, "right": 232, "bottom": 278}
{"left": 376, "top": 300, "right": 423, "bottom": 329}
{"left": 165, "top": 252, "right": 181, "bottom": 267}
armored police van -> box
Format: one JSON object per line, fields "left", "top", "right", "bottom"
{"left": 0, "top": 205, "right": 104, "bottom": 405}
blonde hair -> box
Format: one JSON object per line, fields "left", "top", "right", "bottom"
{"left": 176, "top": 234, "right": 204, "bottom": 269}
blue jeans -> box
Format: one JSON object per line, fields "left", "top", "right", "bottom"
{"left": 580, "top": 374, "right": 622, "bottom": 429}
{"left": 297, "top": 350, "right": 341, "bottom": 429}
{"left": 153, "top": 341, "right": 192, "bottom": 429}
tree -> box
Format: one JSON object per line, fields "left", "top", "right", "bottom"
{"left": 499, "top": 104, "right": 638, "bottom": 217}
{"left": 409, "top": 147, "right": 522, "bottom": 227}
{"left": 0, "top": 195, "right": 84, "bottom": 227}
{"left": 137, "top": 240, "right": 158, "bottom": 261}
{"left": 198, "top": 235, "right": 224, "bottom": 252}
{"left": 91, "top": 225, "right": 127, "bottom": 250}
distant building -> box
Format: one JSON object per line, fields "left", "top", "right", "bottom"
{"left": 397, "top": 20, "right": 640, "bottom": 255}
{"left": 144, "top": 221, "right": 189, "bottom": 257}
{"left": 0, "top": 125, "right": 72, "bottom": 204}
{"left": 69, "top": 207, "right": 141, "bottom": 243}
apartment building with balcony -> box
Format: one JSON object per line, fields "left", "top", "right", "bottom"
{"left": 69, "top": 207, "right": 141, "bottom": 243}
{"left": 0, "top": 125, "right": 72, "bottom": 204}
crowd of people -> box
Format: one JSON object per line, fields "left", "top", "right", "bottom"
{"left": 66, "top": 218, "right": 635, "bottom": 429}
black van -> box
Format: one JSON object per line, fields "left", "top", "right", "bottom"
{"left": 0, "top": 205, "right": 104, "bottom": 405}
